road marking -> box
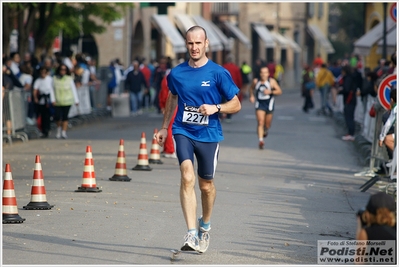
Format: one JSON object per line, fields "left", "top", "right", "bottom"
{"left": 308, "top": 116, "right": 326, "bottom": 122}
{"left": 276, "top": 116, "right": 294, "bottom": 120}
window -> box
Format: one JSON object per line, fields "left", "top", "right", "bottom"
{"left": 318, "top": 3, "right": 324, "bottom": 19}
{"left": 308, "top": 3, "right": 315, "bottom": 18}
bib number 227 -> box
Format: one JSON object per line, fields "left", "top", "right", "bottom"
{"left": 182, "top": 105, "right": 209, "bottom": 125}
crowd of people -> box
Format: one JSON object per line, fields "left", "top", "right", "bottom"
{"left": 2, "top": 50, "right": 99, "bottom": 138}
{"left": 301, "top": 52, "right": 397, "bottom": 144}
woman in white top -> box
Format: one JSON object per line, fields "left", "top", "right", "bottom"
{"left": 33, "top": 66, "right": 55, "bottom": 138}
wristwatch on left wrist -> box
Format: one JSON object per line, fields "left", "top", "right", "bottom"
{"left": 216, "top": 104, "right": 221, "bottom": 113}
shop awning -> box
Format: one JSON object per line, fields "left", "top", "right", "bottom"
{"left": 270, "top": 31, "right": 290, "bottom": 49}
{"left": 354, "top": 18, "right": 397, "bottom": 56}
{"left": 284, "top": 35, "right": 302, "bottom": 52}
{"left": 307, "top": 24, "right": 335, "bottom": 54}
{"left": 223, "top": 21, "right": 252, "bottom": 49}
{"left": 206, "top": 19, "right": 233, "bottom": 51}
{"left": 252, "top": 24, "right": 275, "bottom": 48}
{"left": 377, "top": 26, "right": 397, "bottom": 55}
{"left": 151, "top": 15, "right": 187, "bottom": 54}
{"left": 191, "top": 15, "right": 225, "bottom": 51}
{"left": 174, "top": 14, "right": 196, "bottom": 33}
{"left": 174, "top": 14, "right": 224, "bottom": 52}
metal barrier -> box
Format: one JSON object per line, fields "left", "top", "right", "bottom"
{"left": 2, "top": 88, "right": 29, "bottom": 144}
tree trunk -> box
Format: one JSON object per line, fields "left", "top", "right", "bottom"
{"left": 34, "top": 3, "right": 56, "bottom": 56}
{"left": 3, "top": 5, "right": 13, "bottom": 56}
{"left": 18, "top": 5, "right": 39, "bottom": 56}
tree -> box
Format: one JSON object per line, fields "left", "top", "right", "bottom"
{"left": 2, "top": 3, "right": 132, "bottom": 58}
{"left": 328, "top": 3, "right": 365, "bottom": 61}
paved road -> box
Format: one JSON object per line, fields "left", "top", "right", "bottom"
{"left": 2, "top": 91, "right": 374, "bottom": 265}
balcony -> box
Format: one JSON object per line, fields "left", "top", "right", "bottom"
{"left": 212, "top": 3, "right": 239, "bottom": 15}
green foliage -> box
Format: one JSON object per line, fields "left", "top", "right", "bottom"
{"left": 328, "top": 40, "right": 352, "bottom": 62}
{"left": 48, "top": 3, "right": 131, "bottom": 42}
{"left": 3, "top": 3, "right": 132, "bottom": 54}
{"left": 331, "top": 3, "right": 365, "bottom": 40}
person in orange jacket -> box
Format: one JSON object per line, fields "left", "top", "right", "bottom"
{"left": 158, "top": 68, "right": 177, "bottom": 158}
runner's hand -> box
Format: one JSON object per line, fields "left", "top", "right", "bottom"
{"left": 199, "top": 104, "right": 218, "bottom": 116}
{"left": 155, "top": 128, "right": 168, "bottom": 147}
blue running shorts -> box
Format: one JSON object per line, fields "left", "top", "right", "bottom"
{"left": 173, "top": 134, "right": 219, "bottom": 180}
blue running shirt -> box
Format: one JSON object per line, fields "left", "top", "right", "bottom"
{"left": 167, "top": 60, "right": 239, "bottom": 142}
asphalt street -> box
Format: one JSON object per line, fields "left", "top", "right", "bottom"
{"left": 2, "top": 90, "right": 377, "bottom": 266}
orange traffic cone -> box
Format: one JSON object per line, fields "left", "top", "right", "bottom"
{"left": 132, "top": 132, "right": 152, "bottom": 171}
{"left": 23, "top": 155, "right": 54, "bottom": 210}
{"left": 3, "top": 164, "right": 25, "bottom": 223}
{"left": 149, "top": 129, "right": 163, "bottom": 164}
{"left": 109, "top": 139, "right": 131, "bottom": 182}
{"left": 75, "top": 146, "right": 102, "bottom": 192}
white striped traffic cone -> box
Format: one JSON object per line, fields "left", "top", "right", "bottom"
{"left": 3, "top": 164, "right": 25, "bottom": 223}
{"left": 75, "top": 146, "right": 102, "bottom": 192}
{"left": 132, "top": 132, "right": 152, "bottom": 171}
{"left": 109, "top": 139, "right": 131, "bottom": 181}
{"left": 149, "top": 129, "right": 163, "bottom": 164}
{"left": 23, "top": 155, "right": 54, "bottom": 210}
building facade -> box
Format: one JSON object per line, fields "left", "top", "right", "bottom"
{"left": 87, "top": 2, "right": 333, "bottom": 89}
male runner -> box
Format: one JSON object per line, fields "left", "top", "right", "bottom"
{"left": 154, "top": 26, "right": 241, "bottom": 253}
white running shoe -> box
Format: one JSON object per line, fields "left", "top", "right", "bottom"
{"left": 180, "top": 232, "right": 199, "bottom": 251}
{"left": 197, "top": 216, "right": 211, "bottom": 253}
{"left": 61, "top": 131, "right": 68, "bottom": 139}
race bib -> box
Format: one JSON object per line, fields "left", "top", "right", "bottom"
{"left": 257, "top": 86, "right": 271, "bottom": 100}
{"left": 182, "top": 105, "right": 209, "bottom": 126}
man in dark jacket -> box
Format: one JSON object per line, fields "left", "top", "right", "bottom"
{"left": 125, "top": 60, "right": 148, "bottom": 116}
{"left": 338, "top": 65, "right": 358, "bottom": 141}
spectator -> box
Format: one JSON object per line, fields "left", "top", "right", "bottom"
{"left": 349, "top": 53, "right": 358, "bottom": 68}
{"left": 4, "top": 57, "right": 23, "bottom": 88}
{"left": 274, "top": 61, "right": 284, "bottom": 85}
{"left": 9, "top": 52, "right": 21, "bottom": 78}
{"left": 2, "top": 63, "right": 14, "bottom": 135}
{"left": 313, "top": 53, "right": 324, "bottom": 68}
{"left": 389, "top": 52, "right": 397, "bottom": 74}
{"left": 33, "top": 67, "right": 55, "bottom": 138}
{"left": 152, "top": 57, "right": 168, "bottom": 113}
{"left": 106, "top": 60, "right": 122, "bottom": 110}
{"left": 315, "top": 63, "right": 335, "bottom": 116}
{"left": 86, "top": 56, "right": 100, "bottom": 108}
{"left": 252, "top": 58, "right": 265, "bottom": 80}
{"left": 374, "top": 58, "right": 387, "bottom": 78}
{"left": 356, "top": 192, "right": 396, "bottom": 242}
{"left": 63, "top": 50, "right": 75, "bottom": 72}
{"left": 266, "top": 59, "right": 276, "bottom": 80}
{"left": 19, "top": 63, "right": 35, "bottom": 125}
{"left": 222, "top": 54, "right": 242, "bottom": 122}
{"left": 363, "top": 71, "right": 378, "bottom": 98}
{"left": 125, "top": 60, "right": 148, "bottom": 116}
{"left": 329, "top": 60, "right": 342, "bottom": 106}
{"left": 158, "top": 68, "right": 177, "bottom": 158}
{"left": 301, "top": 64, "right": 315, "bottom": 113}
{"left": 338, "top": 66, "right": 357, "bottom": 141}
{"left": 2, "top": 61, "right": 14, "bottom": 90}
{"left": 240, "top": 61, "right": 252, "bottom": 99}
{"left": 139, "top": 58, "right": 152, "bottom": 110}
{"left": 52, "top": 64, "right": 79, "bottom": 139}
{"left": 379, "top": 88, "right": 397, "bottom": 160}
